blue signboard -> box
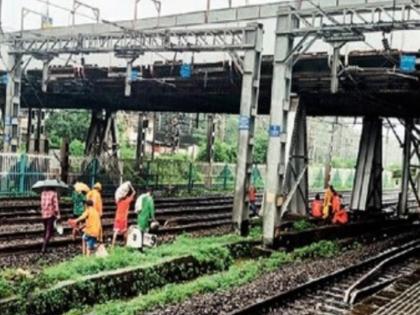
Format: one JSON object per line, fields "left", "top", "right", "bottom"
{"left": 269, "top": 125, "right": 282, "bottom": 137}
{"left": 400, "top": 55, "right": 416, "bottom": 73}
{"left": 239, "top": 115, "right": 250, "bottom": 131}
{"left": 0, "top": 74, "right": 8, "bottom": 84}
{"left": 131, "top": 69, "right": 141, "bottom": 81}
{"left": 180, "top": 64, "right": 192, "bottom": 78}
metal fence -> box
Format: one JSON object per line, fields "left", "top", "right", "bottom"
{"left": 0, "top": 153, "right": 53, "bottom": 197}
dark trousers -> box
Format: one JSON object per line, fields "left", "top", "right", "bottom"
{"left": 42, "top": 216, "right": 55, "bottom": 252}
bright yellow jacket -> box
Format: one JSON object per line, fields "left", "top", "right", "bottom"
{"left": 87, "top": 189, "right": 103, "bottom": 217}
{"left": 79, "top": 206, "right": 102, "bottom": 238}
{"left": 323, "top": 188, "right": 334, "bottom": 219}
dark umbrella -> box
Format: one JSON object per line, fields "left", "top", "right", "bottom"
{"left": 32, "top": 179, "right": 69, "bottom": 193}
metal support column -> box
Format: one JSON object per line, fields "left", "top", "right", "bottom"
{"left": 399, "top": 119, "right": 412, "bottom": 215}
{"left": 350, "top": 117, "right": 383, "bottom": 211}
{"left": 286, "top": 101, "right": 308, "bottom": 216}
{"left": 206, "top": 114, "right": 215, "bottom": 188}
{"left": 136, "top": 112, "right": 147, "bottom": 170}
{"left": 232, "top": 23, "right": 263, "bottom": 236}
{"left": 262, "top": 12, "right": 296, "bottom": 247}
{"left": 41, "top": 59, "right": 51, "bottom": 93}
{"left": 85, "top": 110, "right": 116, "bottom": 157}
{"left": 3, "top": 54, "right": 22, "bottom": 152}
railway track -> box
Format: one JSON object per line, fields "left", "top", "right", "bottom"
{"left": 228, "top": 237, "right": 420, "bottom": 315}
{"left": 0, "top": 190, "right": 411, "bottom": 255}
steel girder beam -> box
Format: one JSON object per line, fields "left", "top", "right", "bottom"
{"left": 232, "top": 24, "right": 263, "bottom": 236}
{"left": 8, "top": 25, "right": 261, "bottom": 56}
{"left": 3, "top": 54, "right": 22, "bottom": 152}
{"left": 85, "top": 109, "right": 117, "bottom": 157}
{"left": 262, "top": 12, "right": 297, "bottom": 247}
{"left": 350, "top": 117, "right": 383, "bottom": 212}
{"left": 399, "top": 120, "right": 412, "bottom": 215}
{"left": 281, "top": 1, "right": 420, "bottom": 38}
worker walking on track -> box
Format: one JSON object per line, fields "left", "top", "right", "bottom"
{"left": 136, "top": 188, "right": 156, "bottom": 250}
{"left": 112, "top": 183, "right": 136, "bottom": 248}
{"left": 87, "top": 183, "right": 103, "bottom": 217}
{"left": 71, "top": 183, "right": 88, "bottom": 240}
{"left": 40, "top": 188, "right": 60, "bottom": 253}
{"left": 87, "top": 182, "right": 103, "bottom": 241}
{"left": 73, "top": 200, "right": 102, "bottom": 256}
{"left": 311, "top": 193, "right": 323, "bottom": 218}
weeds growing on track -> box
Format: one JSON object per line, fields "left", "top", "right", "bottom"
{"left": 64, "top": 239, "right": 339, "bottom": 315}
{"left": 0, "top": 229, "right": 261, "bottom": 300}
{"left": 292, "top": 219, "right": 316, "bottom": 232}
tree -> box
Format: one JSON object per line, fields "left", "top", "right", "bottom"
{"left": 69, "top": 139, "right": 85, "bottom": 156}
{"left": 45, "top": 110, "right": 90, "bottom": 148}
{"left": 313, "top": 168, "right": 324, "bottom": 189}
{"left": 332, "top": 170, "right": 343, "bottom": 189}
{"left": 253, "top": 131, "right": 268, "bottom": 164}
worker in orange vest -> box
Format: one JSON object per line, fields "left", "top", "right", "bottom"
{"left": 311, "top": 194, "right": 323, "bottom": 218}
{"left": 331, "top": 192, "right": 342, "bottom": 215}
{"left": 332, "top": 205, "right": 349, "bottom": 225}
{"left": 322, "top": 185, "right": 335, "bottom": 219}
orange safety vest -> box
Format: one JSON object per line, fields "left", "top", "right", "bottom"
{"left": 332, "top": 210, "right": 349, "bottom": 225}
{"left": 311, "top": 200, "right": 323, "bottom": 218}
{"left": 332, "top": 195, "right": 341, "bottom": 214}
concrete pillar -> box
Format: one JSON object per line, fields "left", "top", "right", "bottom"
{"left": 3, "top": 54, "right": 22, "bottom": 152}
{"left": 262, "top": 13, "right": 297, "bottom": 247}
{"left": 232, "top": 23, "right": 263, "bottom": 236}
{"left": 399, "top": 119, "right": 412, "bottom": 215}
{"left": 350, "top": 117, "right": 383, "bottom": 211}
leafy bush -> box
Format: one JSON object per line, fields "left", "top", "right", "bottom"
{"left": 292, "top": 220, "right": 315, "bottom": 232}
{"left": 292, "top": 240, "right": 339, "bottom": 260}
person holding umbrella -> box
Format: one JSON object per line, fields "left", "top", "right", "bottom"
{"left": 33, "top": 179, "right": 68, "bottom": 253}
{"left": 41, "top": 187, "right": 60, "bottom": 253}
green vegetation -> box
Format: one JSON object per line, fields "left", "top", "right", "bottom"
{"left": 45, "top": 110, "right": 90, "bottom": 149}
{"left": 65, "top": 240, "right": 339, "bottom": 315}
{"left": 0, "top": 232, "right": 258, "bottom": 300}
{"left": 292, "top": 219, "right": 316, "bottom": 232}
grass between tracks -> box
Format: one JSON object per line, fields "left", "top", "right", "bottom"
{"left": 0, "top": 228, "right": 262, "bottom": 300}
{"left": 64, "top": 240, "right": 339, "bottom": 315}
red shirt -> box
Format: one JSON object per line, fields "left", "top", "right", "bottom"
{"left": 311, "top": 200, "right": 322, "bottom": 218}
{"left": 332, "top": 195, "right": 341, "bottom": 214}
{"left": 115, "top": 195, "right": 134, "bottom": 222}
{"left": 41, "top": 190, "right": 59, "bottom": 219}
{"left": 248, "top": 187, "right": 257, "bottom": 202}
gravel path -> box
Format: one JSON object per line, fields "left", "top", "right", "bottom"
{"left": 147, "top": 233, "right": 419, "bottom": 315}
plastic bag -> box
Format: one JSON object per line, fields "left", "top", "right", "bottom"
{"left": 115, "top": 181, "right": 132, "bottom": 202}
{"left": 54, "top": 220, "right": 64, "bottom": 235}
{"left": 96, "top": 244, "right": 108, "bottom": 257}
